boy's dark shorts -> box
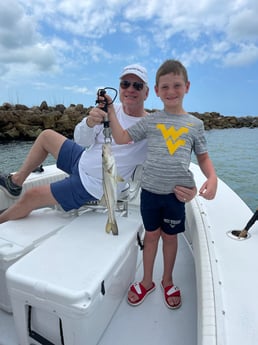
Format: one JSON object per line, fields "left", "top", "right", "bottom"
{"left": 140, "top": 189, "right": 185, "bottom": 235}
{"left": 50, "top": 139, "right": 97, "bottom": 211}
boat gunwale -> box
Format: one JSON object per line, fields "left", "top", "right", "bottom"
{"left": 186, "top": 198, "right": 218, "bottom": 345}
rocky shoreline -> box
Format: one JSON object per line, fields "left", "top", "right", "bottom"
{"left": 0, "top": 101, "right": 257, "bottom": 141}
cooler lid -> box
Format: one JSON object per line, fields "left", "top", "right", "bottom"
{"left": 0, "top": 208, "right": 74, "bottom": 261}
{"left": 7, "top": 212, "right": 142, "bottom": 308}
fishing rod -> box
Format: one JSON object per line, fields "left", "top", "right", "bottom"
{"left": 96, "top": 87, "right": 118, "bottom": 143}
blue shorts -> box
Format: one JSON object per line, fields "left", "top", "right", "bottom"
{"left": 50, "top": 139, "right": 97, "bottom": 211}
{"left": 140, "top": 189, "right": 185, "bottom": 235}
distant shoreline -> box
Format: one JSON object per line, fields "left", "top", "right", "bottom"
{"left": 0, "top": 101, "right": 257, "bottom": 141}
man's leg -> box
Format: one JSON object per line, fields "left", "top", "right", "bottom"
{"left": 11, "top": 129, "right": 67, "bottom": 187}
{"left": 0, "top": 129, "right": 67, "bottom": 223}
{"left": 0, "top": 184, "right": 58, "bottom": 224}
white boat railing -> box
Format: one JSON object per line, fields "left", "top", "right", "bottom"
{"left": 186, "top": 198, "right": 217, "bottom": 345}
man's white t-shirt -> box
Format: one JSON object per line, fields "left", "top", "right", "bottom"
{"left": 75, "top": 104, "right": 147, "bottom": 199}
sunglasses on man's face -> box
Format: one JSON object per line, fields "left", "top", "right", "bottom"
{"left": 120, "top": 80, "right": 144, "bottom": 91}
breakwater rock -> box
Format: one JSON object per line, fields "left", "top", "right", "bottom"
{"left": 0, "top": 102, "right": 257, "bottom": 141}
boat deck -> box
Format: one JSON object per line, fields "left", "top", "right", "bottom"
{"left": 0, "top": 233, "right": 197, "bottom": 345}
{"left": 4, "top": 162, "right": 258, "bottom": 344}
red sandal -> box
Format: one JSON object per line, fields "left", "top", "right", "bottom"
{"left": 127, "top": 282, "right": 156, "bottom": 306}
{"left": 161, "top": 282, "right": 181, "bottom": 309}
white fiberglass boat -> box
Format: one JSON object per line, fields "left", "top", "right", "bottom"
{"left": 0, "top": 163, "right": 257, "bottom": 345}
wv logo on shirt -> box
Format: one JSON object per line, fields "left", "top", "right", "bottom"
{"left": 156, "top": 124, "right": 189, "bottom": 155}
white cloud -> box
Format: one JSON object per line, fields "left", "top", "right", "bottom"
{"left": 16, "top": 1, "right": 258, "bottom": 58}
{"left": 0, "top": 2, "right": 36, "bottom": 49}
{"left": 0, "top": 0, "right": 258, "bottom": 89}
{"left": 136, "top": 35, "right": 151, "bottom": 56}
{"left": 223, "top": 43, "right": 258, "bottom": 67}
{"left": 120, "top": 22, "right": 134, "bottom": 34}
{"left": 227, "top": 7, "right": 258, "bottom": 42}
{"left": 0, "top": 0, "right": 58, "bottom": 75}
{"left": 19, "top": 0, "right": 120, "bottom": 38}
{"left": 64, "top": 85, "right": 91, "bottom": 95}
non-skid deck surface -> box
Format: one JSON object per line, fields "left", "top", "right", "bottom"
{"left": 99, "top": 233, "right": 197, "bottom": 345}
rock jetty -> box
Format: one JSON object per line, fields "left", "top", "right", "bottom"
{"left": 0, "top": 101, "right": 257, "bottom": 141}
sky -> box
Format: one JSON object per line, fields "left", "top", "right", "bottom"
{"left": 0, "top": 0, "right": 258, "bottom": 117}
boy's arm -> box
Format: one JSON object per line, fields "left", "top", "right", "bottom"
{"left": 107, "top": 103, "right": 132, "bottom": 144}
{"left": 196, "top": 153, "right": 218, "bottom": 200}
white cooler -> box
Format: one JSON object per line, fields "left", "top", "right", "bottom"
{"left": 6, "top": 211, "right": 143, "bottom": 345}
{"left": 0, "top": 207, "right": 75, "bottom": 313}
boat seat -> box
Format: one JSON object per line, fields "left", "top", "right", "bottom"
{"left": 81, "top": 165, "right": 143, "bottom": 217}
{"left": 81, "top": 183, "right": 130, "bottom": 216}
{"left": 56, "top": 165, "right": 143, "bottom": 217}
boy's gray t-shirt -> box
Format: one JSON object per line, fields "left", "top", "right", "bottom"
{"left": 127, "top": 110, "right": 207, "bottom": 194}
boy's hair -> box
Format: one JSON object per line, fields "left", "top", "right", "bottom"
{"left": 155, "top": 59, "right": 188, "bottom": 85}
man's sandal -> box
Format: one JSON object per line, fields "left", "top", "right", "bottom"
{"left": 127, "top": 282, "right": 156, "bottom": 306}
{"left": 161, "top": 282, "right": 182, "bottom": 309}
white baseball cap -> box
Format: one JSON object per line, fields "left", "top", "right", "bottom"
{"left": 120, "top": 64, "right": 148, "bottom": 84}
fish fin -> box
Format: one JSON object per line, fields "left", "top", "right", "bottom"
{"left": 106, "top": 220, "right": 119, "bottom": 236}
{"left": 116, "top": 175, "right": 124, "bottom": 183}
{"left": 99, "top": 195, "right": 106, "bottom": 207}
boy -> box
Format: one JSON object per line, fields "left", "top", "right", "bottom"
{"left": 105, "top": 59, "right": 217, "bottom": 308}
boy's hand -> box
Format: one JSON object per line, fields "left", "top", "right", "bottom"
{"left": 174, "top": 185, "right": 197, "bottom": 202}
{"left": 199, "top": 177, "right": 217, "bottom": 200}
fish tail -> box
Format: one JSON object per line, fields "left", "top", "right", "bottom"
{"left": 106, "top": 220, "right": 119, "bottom": 236}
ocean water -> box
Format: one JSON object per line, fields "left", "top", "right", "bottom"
{"left": 1, "top": 128, "right": 257, "bottom": 212}
{"left": 205, "top": 128, "right": 257, "bottom": 213}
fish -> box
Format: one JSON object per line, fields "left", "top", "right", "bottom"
{"left": 101, "top": 142, "right": 124, "bottom": 235}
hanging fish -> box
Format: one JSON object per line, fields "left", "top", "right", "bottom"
{"left": 101, "top": 142, "right": 124, "bottom": 235}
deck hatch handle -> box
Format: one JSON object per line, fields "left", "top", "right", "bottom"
{"left": 101, "top": 280, "right": 105, "bottom": 295}
{"left": 28, "top": 305, "right": 65, "bottom": 345}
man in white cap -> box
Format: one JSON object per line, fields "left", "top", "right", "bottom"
{"left": 74, "top": 63, "right": 149, "bottom": 145}
{"left": 73, "top": 63, "right": 150, "bottom": 204}
{"left": 75, "top": 63, "right": 196, "bottom": 205}
{"left": 0, "top": 64, "right": 196, "bottom": 223}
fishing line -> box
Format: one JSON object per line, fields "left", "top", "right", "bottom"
{"left": 96, "top": 87, "right": 118, "bottom": 143}
{"left": 96, "top": 87, "right": 118, "bottom": 112}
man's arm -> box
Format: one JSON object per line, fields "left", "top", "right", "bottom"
{"left": 74, "top": 112, "right": 103, "bottom": 147}
{"left": 74, "top": 118, "right": 92, "bottom": 146}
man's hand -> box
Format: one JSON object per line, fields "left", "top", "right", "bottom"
{"left": 87, "top": 93, "right": 115, "bottom": 128}
{"left": 87, "top": 108, "right": 106, "bottom": 127}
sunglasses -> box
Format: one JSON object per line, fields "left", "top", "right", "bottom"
{"left": 120, "top": 80, "right": 144, "bottom": 91}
